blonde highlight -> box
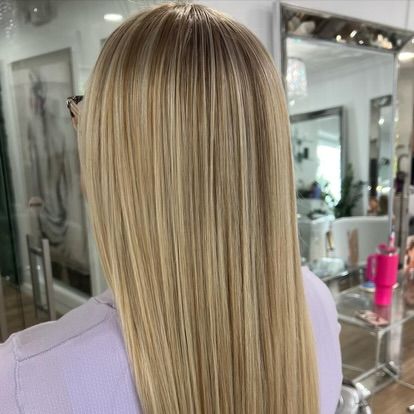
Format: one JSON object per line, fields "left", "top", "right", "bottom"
{"left": 79, "top": 2, "right": 319, "bottom": 413}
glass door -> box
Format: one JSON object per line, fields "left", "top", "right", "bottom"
{"left": 0, "top": 82, "right": 26, "bottom": 341}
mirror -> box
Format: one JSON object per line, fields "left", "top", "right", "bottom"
{"left": 291, "top": 106, "right": 343, "bottom": 216}
{"left": 286, "top": 37, "right": 395, "bottom": 219}
{"left": 280, "top": 5, "right": 413, "bottom": 271}
{"left": 394, "top": 40, "right": 414, "bottom": 250}
{"left": 280, "top": 5, "right": 414, "bottom": 394}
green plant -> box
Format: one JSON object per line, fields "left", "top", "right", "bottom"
{"left": 334, "top": 163, "right": 365, "bottom": 218}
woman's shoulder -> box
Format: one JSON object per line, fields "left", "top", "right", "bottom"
{"left": 0, "top": 288, "right": 140, "bottom": 413}
{"left": 301, "top": 265, "right": 343, "bottom": 414}
{"left": 0, "top": 289, "right": 116, "bottom": 361}
{"left": 301, "top": 265, "right": 338, "bottom": 319}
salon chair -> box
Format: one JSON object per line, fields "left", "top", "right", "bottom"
{"left": 331, "top": 216, "right": 388, "bottom": 266}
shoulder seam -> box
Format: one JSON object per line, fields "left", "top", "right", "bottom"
{"left": 93, "top": 296, "right": 116, "bottom": 309}
{"left": 17, "top": 307, "right": 116, "bottom": 363}
{"left": 12, "top": 335, "right": 23, "bottom": 413}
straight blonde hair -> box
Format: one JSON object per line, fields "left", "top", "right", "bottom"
{"left": 78, "top": 2, "right": 319, "bottom": 413}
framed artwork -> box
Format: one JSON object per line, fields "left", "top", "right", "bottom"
{"left": 11, "top": 48, "right": 91, "bottom": 295}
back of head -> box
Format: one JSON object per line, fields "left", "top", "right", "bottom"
{"left": 79, "top": 2, "right": 319, "bottom": 413}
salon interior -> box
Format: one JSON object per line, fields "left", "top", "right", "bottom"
{"left": 2, "top": 0, "right": 414, "bottom": 412}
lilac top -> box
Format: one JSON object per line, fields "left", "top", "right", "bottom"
{"left": 0, "top": 266, "right": 342, "bottom": 413}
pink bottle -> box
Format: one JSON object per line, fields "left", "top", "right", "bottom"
{"left": 366, "top": 244, "right": 399, "bottom": 306}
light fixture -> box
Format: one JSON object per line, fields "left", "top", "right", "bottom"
{"left": 0, "top": 0, "right": 17, "bottom": 38}
{"left": 358, "top": 40, "right": 364, "bottom": 45}
{"left": 336, "top": 34, "right": 342, "bottom": 41}
{"left": 399, "top": 52, "right": 414, "bottom": 62}
{"left": 286, "top": 58, "right": 308, "bottom": 99}
{"left": 375, "top": 33, "right": 393, "bottom": 49}
{"left": 104, "top": 13, "right": 123, "bottom": 22}
{"left": 350, "top": 30, "right": 357, "bottom": 38}
{"left": 378, "top": 118, "right": 385, "bottom": 126}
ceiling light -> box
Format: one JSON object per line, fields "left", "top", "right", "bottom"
{"left": 350, "top": 30, "right": 357, "bottom": 38}
{"left": 104, "top": 13, "right": 123, "bottom": 22}
{"left": 399, "top": 52, "right": 414, "bottom": 62}
{"left": 336, "top": 34, "right": 342, "bottom": 41}
{"left": 378, "top": 118, "right": 384, "bottom": 126}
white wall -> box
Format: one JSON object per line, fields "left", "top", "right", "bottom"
{"left": 202, "top": 1, "right": 275, "bottom": 52}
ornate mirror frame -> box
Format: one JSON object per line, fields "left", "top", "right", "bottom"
{"left": 276, "top": 3, "right": 414, "bottom": 259}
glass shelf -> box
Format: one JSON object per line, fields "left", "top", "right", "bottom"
{"left": 336, "top": 282, "right": 414, "bottom": 334}
{"left": 334, "top": 273, "right": 414, "bottom": 393}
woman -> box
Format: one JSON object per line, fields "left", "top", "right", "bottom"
{"left": 0, "top": 3, "right": 342, "bottom": 413}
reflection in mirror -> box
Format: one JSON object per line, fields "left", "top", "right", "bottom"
{"left": 286, "top": 37, "right": 395, "bottom": 216}
{"left": 368, "top": 95, "right": 393, "bottom": 216}
{"left": 282, "top": 5, "right": 414, "bottom": 395}
{"left": 291, "top": 107, "right": 343, "bottom": 265}
{"left": 284, "top": 36, "right": 395, "bottom": 267}
{"left": 291, "top": 107, "right": 343, "bottom": 212}
{"left": 395, "top": 40, "right": 414, "bottom": 250}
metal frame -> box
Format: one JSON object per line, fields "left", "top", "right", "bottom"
{"left": 279, "top": 3, "right": 414, "bottom": 61}
{"left": 368, "top": 95, "right": 393, "bottom": 203}
{"left": 26, "top": 235, "right": 56, "bottom": 321}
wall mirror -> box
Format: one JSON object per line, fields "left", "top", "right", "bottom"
{"left": 279, "top": 4, "right": 414, "bottom": 392}
{"left": 291, "top": 106, "right": 343, "bottom": 216}
{"left": 279, "top": 4, "right": 414, "bottom": 270}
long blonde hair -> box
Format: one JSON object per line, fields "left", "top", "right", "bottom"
{"left": 78, "top": 2, "right": 319, "bottom": 413}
